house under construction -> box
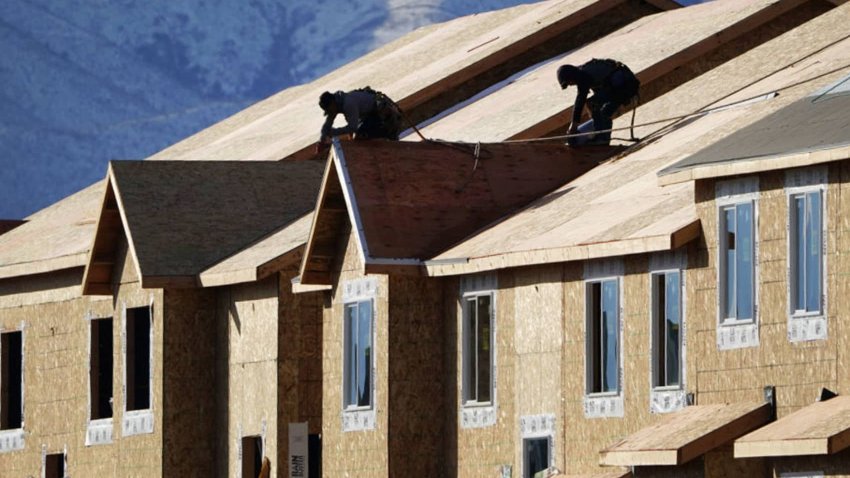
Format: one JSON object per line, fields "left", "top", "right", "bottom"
{"left": 2, "top": 0, "right": 850, "bottom": 477}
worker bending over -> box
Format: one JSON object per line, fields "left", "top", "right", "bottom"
{"left": 557, "top": 59, "right": 639, "bottom": 146}
{"left": 318, "top": 87, "right": 402, "bottom": 145}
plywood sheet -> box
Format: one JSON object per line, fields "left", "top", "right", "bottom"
{"left": 414, "top": 0, "right": 801, "bottom": 143}
{"left": 0, "top": 181, "right": 103, "bottom": 279}
{"left": 146, "top": 0, "right": 643, "bottom": 164}
{"left": 735, "top": 396, "right": 850, "bottom": 457}
{"left": 427, "top": 3, "right": 850, "bottom": 277}
{"left": 600, "top": 402, "right": 771, "bottom": 466}
{"left": 105, "top": 160, "right": 322, "bottom": 286}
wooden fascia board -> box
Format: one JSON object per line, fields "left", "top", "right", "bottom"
{"left": 82, "top": 174, "right": 119, "bottom": 296}
{"left": 734, "top": 422, "right": 850, "bottom": 458}
{"left": 364, "top": 261, "right": 423, "bottom": 277}
{"left": 331, "top": 139, "right": 370, "bottom": 272}
{"left": 602, "top": 403, "right": 772, "bottom": 467}
{"left": 0, "top": 255, "right": 88, "bottom": 281}
{"left": 600, "top": 448, "right": 680, "bottom": 467}
{"left": 426, "top": 221, "right": 700, "bottom": 277}
{"left": 659, "top": 144, "right": 850, "bottom": 186}
{"left": 197, "top": 244, "right": 303, "bottom": 288}
{"left": 298, "top": 149, "right": 340, "bottom": 285}
{"left": 106, "top": 166, "right": 146, "bottom": 290}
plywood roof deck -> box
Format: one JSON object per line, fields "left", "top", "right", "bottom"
{"left": 412, "top": 0, "right": 816, "bottom": 144}
{"left": 425, "top": 2, "right": 850, "bottom": 277}
{"left": 735, "top": 396, "right": 850, "bottom": 458}
{"left": 148, "top": 0, "right": 665, "bottom": 164}
{"left": 299, "top": 139, "right": 623, "bottom": 284}
{"left": 82, "top": 160, "right": 323, "bottom": 293}
{"left": 0, "top": 0, "right": 672, "bottom": 283}
{"left": 600, "top": 403, "right": 772, "bottom": 467}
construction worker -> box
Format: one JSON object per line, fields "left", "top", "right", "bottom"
{"left": 318, "top": 87, "right": 402, "bottom": 145}
{"left": 557, "top": 59, "right": 640, "bottom": 146}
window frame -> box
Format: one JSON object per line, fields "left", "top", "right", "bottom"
{"left": 650, "top": 269, "right": 683, "bottom": 391}
{"left": 787, "top": 187, "right": 825, "bottom": 319}
{"left": 522, "top": 436, "right": 552, "bottom": 478}
{"left": 461, "top": 291, "right": 495, "bottom": 408}
{"left": 585, "top": 277, "right": 621, "bottom": 397}
{"left": 121, "top": 302, "right": 155, "bottom": 437}
{"left": 718, "top": 200, "right": 757, "bottom": 325}
{"left": 342, "top": 298, "right": 375, "bottom": 412}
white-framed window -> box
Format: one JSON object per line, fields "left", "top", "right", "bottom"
{"left": 86, "top": 316, "right": 114, "bottom": 446}
{"left": 789, "top": 189, "right": 823, "bottom": 315}
{"left": 719, "top": 200, "right": 755, "bottom": 323}
{"left": 716, "top": 178, "right": 759, "bottom": 350}
{"left": 648, "top": 252, "right": 688, "bottom": 414}
{"left": 459, "top": 274, "right": 498, "bottom": 429}
{"left": 343, "top": 299, "right": 373, "bottom": 410}
{"left": 786, "top": 168, "right": 827, "bottom": 343}
{"left": 340, "top": 276, "right": 378, "bottom": 432}
{"left": 0, "top": 330, "right": 24, "bottom": 432}
{"left": 43, "top": 448, "right": 67, "bottom": 478}
{"left": 462, "top": 292, "right": 494, "bottom": 407}
{"left": 0, "top": 326, "right": 25, "bottom": 453}
{"left": 651, "top": 271, "right": 682, "bottom": 389}
{"left": 122, "top": 303, "right": 154, "bottom": 437}
{"left": 520, "top": 414, "right": 555, "bottom": 478}
{"left": 586, "top": 278, "right": 619, "bottom": 395}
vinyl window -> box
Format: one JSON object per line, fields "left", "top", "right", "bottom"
{"left": 652, "top": 271, "right": 682, "bottom": 389}
{"left": 0, "top": 330, "right": 23, "bottom": 430}
{"left": 462, "top": 293, "right": 494, "bottom": 405}
{"left": 789, "top": 190, "right": 823, "bottom": 315}
{"left": 719, "top": 201, "right": 755, "bottom": 323}
{"left": 343, "top": 300, "right": 373, "bottom": 409}
{"left": 586, "top": 279, "right": 619, "bottom": 394}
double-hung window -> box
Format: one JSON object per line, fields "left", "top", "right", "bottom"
{"left": 651, "top": 271, "right": 681, "bottom": 389}
{"left": 462, "top": 293, "right": 494, "bottom": 406}
{"left": 719, "top": 201, "right": 755, "bottom": 323}
{"left": 343, "top": 299, "right": 373, "bottom": 410}
{"left": 789, "top": 190, "right": 823, "bottom": 316}
{"left": 586, "top": 279, "right": 619, "bottom": 394}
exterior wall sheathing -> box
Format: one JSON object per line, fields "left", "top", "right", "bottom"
{"left": 692, "top": 162, "right": 850, "bottom": 477}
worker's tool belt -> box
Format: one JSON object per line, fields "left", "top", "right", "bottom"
{"left": 355, "top": 86, "right": 402, "bottom": 137}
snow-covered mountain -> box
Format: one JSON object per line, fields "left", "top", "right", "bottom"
{"left": 0, "top": 0, "right": 536, "bottom": 219}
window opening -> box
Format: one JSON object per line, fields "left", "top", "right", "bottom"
{"left": 720, "top": 201, "right": 754, "bottom": 322}
{"left": 90, "top": 318, "right": 113, "bottom": 419}
{"left": 587, "top": 280, "right": 619, "bottom": 394}
{"left": 463, "top": 293, "right": 493, "bottom": 405}
{"left": 652, "top": 272, "right": 681, "bottom": 388}
{"left": 1, "top": 330, "right": 23, "bottom": 430}
{"left": 343, "top": 300, "right": 373, "bottom": 409}
{"left": 126, "top": 307, "right": 151, "bottom": 411}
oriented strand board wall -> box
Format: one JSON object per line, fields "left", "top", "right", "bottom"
{"left": 387, "top": 274, "right": 446, "bottom": 477}
{"left": 453, "top": 270, "right": 516, "bottom": 477}
{"left": 0, "top": 272, "right": 113, "bottom": 477}
{"left": 321, "top": 227, "right": 390, "bottom": 476}
{"left": 162, "top": 287, "right": 217, "bottom": 476}
{"left": 691, "top": 166, "right": 840, "bottom": 415}
{"left": 691, "top": 162, "right": 850, "bottom": 475}
{"left": 278, "top": 267, "right": 325, "bottom": 473}
{"left": 512, "top": 264, "right": 565, "bottom": 472}
{"left": 219, "top": 277, "right": 280, "bottom": 477}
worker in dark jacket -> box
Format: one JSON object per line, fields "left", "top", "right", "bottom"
{"left": 318, "top": 88, "right": 402, "bottom": 144}
{"left": 557, "top": 59, "right": 639, "bottom": 146}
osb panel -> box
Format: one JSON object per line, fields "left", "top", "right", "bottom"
{"left": 387, "top": 275, "right": 446, "bottom": 478}
{"left": 221, "top": 278, "right": 280, "bottom": 477}
{"left": 278, "top": 267, "right": 325, "bottom": 474}
{"left": 705, "top": 444, "right": 768, "bottom": 478}
{"left": 513, "top": 265, "right": 564, "bottom": 470}
{"left": 771, "top": 446, "right": 850, "bottom": 477}
{"left": 689, "top": 162, "right": 848, "bottom": 418}
{"left": 162, "top": 288, "right": 217, "bottom": 477}
{"left": 322, "top": 229, "right": 390, "bottom": 476}
{"left": 0, "top": 267, "right": 90, "bottom": 308}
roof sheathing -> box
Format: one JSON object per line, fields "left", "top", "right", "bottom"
{"left": 425, "top": 1, "right": 850, "bottom": 277}
{"left": 415, "top": 0, "right": 823, "bottom": 143}
{"left": 83, "top": 161, "right": 323, "bottom": 290}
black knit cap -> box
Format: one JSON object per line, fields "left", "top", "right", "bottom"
{"left": 557, "top": 65, "right": 580, "bottom": 89}
{"left": 319, "top": 91, "right": 335, "bottom": 115}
